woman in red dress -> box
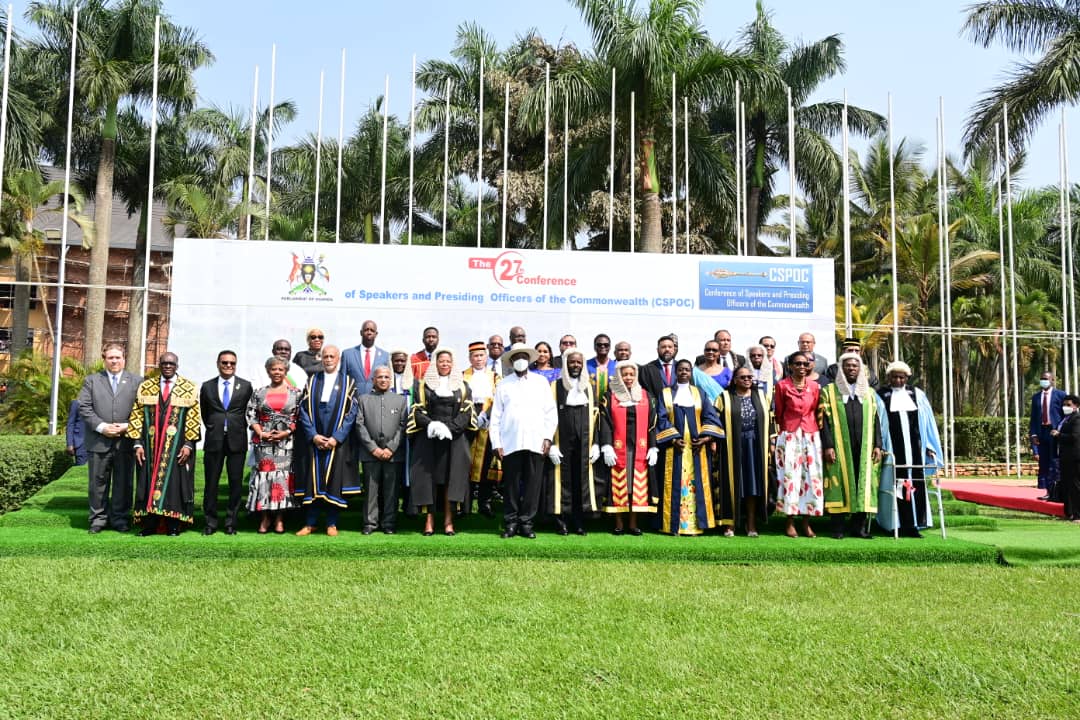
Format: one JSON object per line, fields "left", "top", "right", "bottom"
{"left": 246, "top": 357, "right": 301, "bottom": 533}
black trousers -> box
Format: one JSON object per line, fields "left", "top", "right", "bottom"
{"left": 87, "top": 444, "right": 133, "bottom": 530}
{"left": 203, "top": 448, "right": 246, "bottom": 530}
{"left": 502, "top": 450, "right": 543, "bottom": 530}
{"left": 362, "top": 460, "right": 401, "bottom": 531}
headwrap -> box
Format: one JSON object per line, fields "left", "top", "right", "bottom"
{"left": 833, "top": 352, "right": 870, "bottom": 399}
{"left": 610, "top": 360, "right": 643, "bottom": 404}
{"left": 423, "top": 347, "right": 465, "bottom": 395}
{"left": 559, "top": 350, "right": 590, "bottom": 393}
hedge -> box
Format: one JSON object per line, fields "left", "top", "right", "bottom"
{"left": 950, "top": 416, "right": 1011, "bottom": 460}
{"left": 0, "top": 436, "right": 73, "bottom": 515}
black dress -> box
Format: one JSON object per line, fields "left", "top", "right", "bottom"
{"left": 406, "top": 382, "right": 476, "bottom": 512}
{"left": 1057, "top": 414, "right": 1080, "bottom": 519}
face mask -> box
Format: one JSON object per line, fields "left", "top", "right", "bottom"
{"left": 1039, "top": 379, "right": 1051, "bottom": 389}
{"left": 1064, "top": 406, "right": 1076, "bottom": 415}
{"left": 513, "top": 358, "right": 530, "bottom": 373}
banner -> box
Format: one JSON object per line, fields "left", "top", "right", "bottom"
{"left": 169, "top": 240, "right": 835, "bottom": 385}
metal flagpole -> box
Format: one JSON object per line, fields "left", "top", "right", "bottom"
{"left": 1064, "top": 113, "right": 1079, "bottom": 386}
{"left": 335, "top": 50, "right": 346, "bottom": 244}
{"left": 543, "top": 63, "right": 550, "bottom": 250}
{"left": 741, "top": 100, "right": 748, "bottom": 255}
{"left": 889, "top": 92, "right": 900, "bottom": 360}
{"left": 48, "top": 4, "right": 79, "bottom": 434}
{"left": 1060, "top": 122, "right": 1071, "bottom": 390}
{"left": 245, "top": 66, "right": 259, "bottom": 240}
{"left": 671, "top": 72, "right": 677, "bottom": 253}
{"left": 313, "top": 70, "right": 325, "bottom": 243}
{"left": 442, "top": 78, "right": 450, "bottom": 247}
{"left": 995, "top": 125, "right": 1012, "bottom": 473}
{"left": 407, "top": 53, "right": 415, "bottom": 245}
{"left": 842, "top": 93, "right": 852, "bottom": 336}
{"left": 264, "top": 44, "right": 276, "bottom": 241}
{"left": 608, "top": 67, "right": 615, "bottom": 253}
{"left": 501, "top": 82, "right": 509, "bottom": 249}
{"left": 734, "top": 81, "right": 741, "bottom": 255}
{"left": 138, "top": 16, "right": 161, "bottom": 374}
{"left": 1004, "top": 103, "right": 1022, "bottom": 476}
{"left": 0, "top": 4, "right": 16, "bottom": 218}
{"left": 563, "top": 93, "right": 569, "bottom": 250}
{"left": 630, "top": 90, "right": 635, "bottom": 253}
{"left": 477, "top": 55, "right": 484, "bottom": 248}
{"left": 936, "top": 114, "right": 949, "bottom": 477}
{"left": 788, "top": 85, "right": 796, "bottom": 258}
{"left": 941, "top": 98, "right": 956, "bottom": 475}
{"left": 378, "top": 74, "right": 388, "bottom": 245}
{"left": 684, "top": 96, "right": 690, "bottom": 254}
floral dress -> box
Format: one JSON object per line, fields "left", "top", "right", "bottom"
{"left": 773, "top": 378, "right": 823, "bottom": 516}
{"left": 246, "top": 384, "right": 301, "bottom": 512}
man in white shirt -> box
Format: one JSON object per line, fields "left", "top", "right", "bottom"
{"left": 489, "top": 343, "right": 558, "bottom": 538}
{"left": 486, "top": 334, "right": 505, "bottom": 376}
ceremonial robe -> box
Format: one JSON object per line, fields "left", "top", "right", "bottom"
{"left": 298, "top": 372, "right": 360, "bottom": 508}
{"left": 598, "top": 390, "right": 658, "bottom": 513}
{"left": 876, "top": 384, "right": 941, "bottom": 531}
{"left": 547, "top": 379, "right": 601, "bottom": 515}
{"left": 819, "top": 383, "right": 885, "bottom": 514}
{"left": 655, "top": 385, "right": 724, "bottom": 534}
{"left": 406, "top": 381, "right": 476, "bottom": 511}
{"left": 713, "top": 389, "right": 774, "bottom": 529}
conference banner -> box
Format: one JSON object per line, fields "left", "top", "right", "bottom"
{"left": 169, "top": 239, "right": 836, "bottom": 384}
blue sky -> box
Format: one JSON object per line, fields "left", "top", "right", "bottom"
{"left": 164, "top": 0, "right": 1065, "bottom": 188}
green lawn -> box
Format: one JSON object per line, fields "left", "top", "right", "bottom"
{"left": 1, "top": 468, "right": 1078, "bottom": 719}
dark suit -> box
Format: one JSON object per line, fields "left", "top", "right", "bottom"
{"left": 66, "top": 399, "right": 87, "bottom": 465}
{"left": 77, "top": 369, "right": 140, "bottom": 531}
{"left": 355, "top": 389, "right": 408, "bottom": 531}
{"left": 638, "top": 359, "right": 678, "bottom": 402}
{"left": 1030, "top": 387, "right": 1067, "bottom": 490}
{"left": 342, "top": 344, "right": 390, "bottom": 397}
{"left": 200, "top": 375, "right": 254, "bottom": 531}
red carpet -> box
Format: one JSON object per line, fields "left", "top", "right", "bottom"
{"left": 941, "top": 482, "right": 1065, "bottom": 518}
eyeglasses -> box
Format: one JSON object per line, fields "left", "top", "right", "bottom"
{"left": 273, "top": 346, "right": 290, "bottom": 351}
{"left": 309, "top": 334, "right": 324, "bottom": 340}
{"left": 735, "top": 375, "right": 754, "bottom": 380}
{"left": 792, "top": 361, "right": 811, "bottom": 367}
{"left": 595, "top": 342, "right": 610, "bottom": 348}
{"left": 219, "top": 360, "right": 236, "bottom": 366}
{"left": 488, "top": 342, "right": 503, "bottom": 348}
{"left": 704, "top": 347, "right": 719, "bottom": 353}
{"left": 761, "top": 343, "right": 775, "bottom": 349}
{"left": 560, "top": 341, "right": 576, "bottom": 347}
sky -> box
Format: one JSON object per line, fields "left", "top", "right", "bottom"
{"left": 159, "top": 0, "right": 1066, "bottom": 189}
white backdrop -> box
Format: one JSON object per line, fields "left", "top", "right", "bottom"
{"left": 169, "top": 239, "right": 836, "bottom": 385}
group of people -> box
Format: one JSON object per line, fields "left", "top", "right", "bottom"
{"left": 1028, "top": 371, "right": 1080, "bottom": 522}
{"left": 72, "top": 322, "right": 966, "bottom": 539}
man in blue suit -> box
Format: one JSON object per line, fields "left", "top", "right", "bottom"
{"left": 342, "top": 319, "right": 389, "bottom": 397}
{"left": 1030, "top": 371, "right": 1067, "bottom": 497}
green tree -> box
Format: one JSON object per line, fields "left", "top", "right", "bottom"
{"left": 26, "top": 0, "right": 212, "bottom": 362}
{"left": 0, "top": 349, "right": 88, "bottom": 434}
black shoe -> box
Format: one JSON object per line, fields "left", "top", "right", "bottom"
{"left": 520, "top": 527, "right": 536, "bottom": 539}
{"left": 383, "top": 528, "right": 396, "bottom": 535}
{"left": 445, "top": 529, "right": 456, "bottom": 537}
{"left": 629, "top": 527, "right": 643, "bottom": 536}
{"left": 1037, "top": 495, "right": 1050, "bottom": 501}
{"left": 203, "top": 527, "right": 216, "bottom": 536}
{"left": 139, "top": 526, "right": 158, "bottom": 537}
{"left": 479, "top": 505, "right": 495, "bottom": 518}
{"left": 112, "top": 526, "right": 129, "bottom": 533}
{"left": 575, "top": 527, "right": 587, "bottom": 536}
{"left": 855, "top": 528, "right": 873, "bottom": 539}
{"left": 422, "top": 530, "right": 434, "bottom": 537}
{"left": 500, "top": 526, "right": 517, "bottom": 539}
{"left": 555, "top": 518, "right": 569, "bottom": 536}
{"left": 224, "top": 527, "right": 237, "bottom": 536}
{"left": 831, "top": 531, "right": 845, "bottom": 540}
{"left": 167, "top": 529, "right": 180, "bottom": 537}
{"left": 88, "top": 527, "right": 104, "bottom": 535}
{"left": 362, "top": 528, "right": 373, "bottom": 535}
{"left": 900, "top": 528, "right": 924, "bottom": 539}
{"left": 613, "top": 527, "right": 624, "bottom": 536}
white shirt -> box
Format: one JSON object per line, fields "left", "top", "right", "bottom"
{"left": 673, "top": 383, "right": 695, "bottom": 407}
{"left": 489, "top": 371, "right": 558, "bottom": 455}
{"left": 466, "top": 368, "right": 494, "bottom": 401}
{"left": 320, "top": 371, "right": 340, "bottom": 403}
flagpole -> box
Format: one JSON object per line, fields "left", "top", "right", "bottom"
{"left": 1060, "top": 122, "right": 1071, "bottom": 390}
{"left": 734, "top": 80, "right": 741, "bottom": 255}
{"left": 407, "top": 53, "right": 415, "bottom": 245}
{"left": 608, "top": 67, "right": 615, "bottom": 253}
{"left": 888, "top": 92, "right": 900, "bottom": 360}
{"left": 138, "top": 15, "right": 161, "bottom": 374}
{"left": 995, "top": 124, "right": 1012, "bottom": 474}
{"left": 378, "top": 74, "right": 388, "bottom": 245}
{"left": 563, "top": 93, "right": 569, "bottom": 250}
{"left": 543, "top": 63, "right": 550, "bottom": 250}
{"left": 335, "top": 49, "right": 346, "bottom": 244}
{"left": 741, "top": 100, "right": 748, "bottom": 255}
{"left": 442, "top": 78, "right": 450, "bottom": 247}
{"left": 48, "top": 4, "right": 79, "bottom": 434}
{"left": 313, "top": 70, "right": 325, "bottom": 243}
{"left": 245, "top": 65, "right": 259, "bottom": 240}
{"left": 476, "top": 55, "right": 484, "bottom": 248}
{"left": 0, "top": 4, "right": 15, "bottom": 218}
{"left": 671, "top": 72, "right": 677, "bottom": 254}
{"left": 842, "top": 92, "right": 852, "bottom": 336}
{"left": 630, "top": 90, "right": 635, "bottom": 254}
{"left": 1004, "top": 103, "right": 1022, "bottom": 477}
{"left": 683, "top": 95, "right": 690, "bottom": 254}
{"left": 940, "top": 98, "right": 955, "bottom": 476}
{"left": 501, "top": 82, "right": 509, "bottom": 250}
{"left": 788, "top": 84, "right": 796, "bottom": 258}
{"left": 1064, "top": 112, "right": 1078, "bottom": 386}
{"left": 264, "top": 44, "right": 276, "bottom": 241}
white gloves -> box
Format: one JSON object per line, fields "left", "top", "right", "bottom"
{"left": 602, "top": 445, "right": 617, "bottom": 467}
{"left": 646, "top": 447, "right": 658, "bottom": 467}
{"left": 427, "top": 421, "right": 452, "bottom": 440}
{"left": 475, "top": 411, "right": 489, "bottom": 429}
{"left": 548, "top": 445, "right": 563, "bottom": 465}
{"left": 589, "top": 444, "right": 600, "bottom": 463}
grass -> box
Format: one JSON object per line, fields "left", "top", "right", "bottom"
{"left": 1, "top": 468, "right": 1079, "bottom": 718}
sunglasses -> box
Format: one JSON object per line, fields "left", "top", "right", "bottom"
{"left": 792, "top": 361, "right": 811, "bottom": 367}
{"left": 560, "top": 341, "right": 576, "bottom": 346}
{"left": 219, "top": 360, "right": 236, "bottom": 366}
{"left": 735, "top": 375, "right": 754, "bottom": 380}
{"left": 273, "top": 346, "right": 290, "bottom": 351}
{"left": 309, "top": 334, "right": 324, "bottom": 340}
{"left": 595, "top": 342, "right": 610, "bottom": 348}
{"left": 762, "top": 344, "right": 775, "bottom": 349}
{"left": 704, "top": 347, "right": 719, "bottom": 352}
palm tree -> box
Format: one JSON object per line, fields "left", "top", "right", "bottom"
{"left": 162, "top": 182, "right": 256, "bottom": 239}
{"left": 730, "top": 1, "right": 884, "bottom": 255}
{"left": 26, "top": 0, "right": 212, "bottom": 362}
{"left": 569, "top": 0, "right": 761, "bottom": 252}
{"left": 0, "top": 168, "right": 93, "bottom": 355}
{"left": 962, "top": 0, "right": 1080, "bottom": 154}
{"left": 0, "top": 349, "right": 88, "bottom": 434}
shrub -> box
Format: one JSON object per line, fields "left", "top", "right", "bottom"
{"left": 951, "top": 416, "right": 1009, "bottom": 460}
{"left": 0, "top": 350, "right": 92, "bottom": 435}
{"left": 0, "top": 435, "right": 73, "bottom": 514}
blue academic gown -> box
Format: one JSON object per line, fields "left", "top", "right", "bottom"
{"left": 876, "top": 386, "right": 942, "bottom": 531}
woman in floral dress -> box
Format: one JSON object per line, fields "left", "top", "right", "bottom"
{"left": 773, "top": 351, "right": 824, "bottom": 537}
{"left": 246, "top": 356, "right": 301, "bottom": 533}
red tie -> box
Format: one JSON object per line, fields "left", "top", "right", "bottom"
{"left": 664, "top": 363, "right": 671, "bottom": 385}
{"left": 162, "top": 379, "right": 171, "bottom": 403}
{"left": 364, "top": 348, "right": 372, "bottom": 377}
{"left": 1043, "top": 392, "right": 1050, "bottom": 424}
